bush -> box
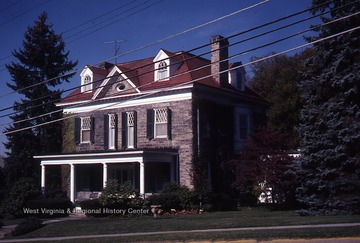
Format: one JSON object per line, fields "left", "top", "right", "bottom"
{"left": 0, "top": 177, "right": 39, "bottom": 218}
{"left": 12, "top": 218, "right": 43, "bottom": 236}
{"left": 25, "top": 198, "right": 74, "bottom": 218}
{"left": 78, "top": 199, "right": 105, "bottom": 217}
{"left": 147, "top": 183, "right": 200, "bottom": 212}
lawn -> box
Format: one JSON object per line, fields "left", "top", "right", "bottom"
{"left": 8, "top": 208, "right": 360, "bottom": 242}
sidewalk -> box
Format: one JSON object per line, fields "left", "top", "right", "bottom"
{"left": 0, "top": 222, "right": 359, "bottom": 242}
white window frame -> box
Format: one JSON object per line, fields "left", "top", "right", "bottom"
{"left": 157, "top": 61, "right": 169, "bottom": 81}
{"left": 81, "top": 117, "right": 91, "bottom": 143}
{"left": 154, "top": 108, "right": 168, "bottom": 138}
{"left": 127, "top": 112, "right": 135, "bottom": 148}
{"left": 82, "top": 75, "right": 92, "bottom": 93}
{"left": 108, "top": 114, "right": 116, "bottom": 149}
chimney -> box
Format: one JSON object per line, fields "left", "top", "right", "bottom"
{"left": 98, "top": 61, "right": 113, "bottom": 70}
{"left": 211, "top": 35, "right": 229, "bottom": 87}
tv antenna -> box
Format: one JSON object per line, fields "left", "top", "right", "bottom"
{"left": 104, "top": 39, "right": 126, "bottom": 64}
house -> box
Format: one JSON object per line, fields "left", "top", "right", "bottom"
{"left": 34, "top": 35, "right": 268, "bottom": 202}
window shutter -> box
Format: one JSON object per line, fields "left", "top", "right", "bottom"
{"left": 133, "top": 111, "right": 137, "bottom": 148}
{"left": 90, "top": 116, "right": 95, "bottom": 144}
{"left": 74, "top": 117, "right": 81, "bottom": 145}
{"left": 167, "top": 108, "right": 172, "bottom": 140}
{"left": 147, "top": 109, "right": 154, "bottom": 139}
{"left": 114, "top": 113, "right": 118, "bottom": 150}
{"left": 104, "top": 114, "right": 109, "bottom": 150}
{"left": 121, "top": 112, "right": 128, "bottom": 149}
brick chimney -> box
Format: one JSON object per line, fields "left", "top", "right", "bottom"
{"left": 211, "top": 35, "right": 229, "bottom": 87}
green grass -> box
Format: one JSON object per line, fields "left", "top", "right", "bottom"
{"left": 9, "top": 208, "right": 360, "bottom": 242}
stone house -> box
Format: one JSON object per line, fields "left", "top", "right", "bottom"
{"left": 35, "top": 35, "right": 268, "bottom": 202}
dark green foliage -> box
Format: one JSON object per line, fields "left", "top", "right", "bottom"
{"left": 78, "top": 199, "right": 104, "bottom": 217}
{"left": 147, "top": 183, "right": 200, "bottom": 212}
{"left": 25, "top": 198, "right": 74, "bottom": 218}
{"left": 98, "top": 180, "right": 145, "bottom": 215}
{"left": 3, "top": 12, "right": 77, "bottom": 187}
{"left": 0, "top": 177, "right": 39, "bottom": 219}
{"left": 296, "top": 0, "right": 360, "bottom": 214}
{"left": 12, "top": 218, "right": 43, "bottom": 236}
{"left": 250, "top": 51, "right": 313, "bottom": 145}
{"left": 209, "top": 193, "right": 236, "bottom": 211}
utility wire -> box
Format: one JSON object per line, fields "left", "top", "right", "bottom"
{"left": 0, "top": 0, "right": 269, "bottom": 99}
{"left": 2, "top": 20, "right": 358, "bottom": 135}
{"left": 0, "top": 1, "right": 349, "bottom": 118}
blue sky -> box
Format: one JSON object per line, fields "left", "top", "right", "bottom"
{"left": 0, "top": 0, "right": 319, "bottom": 156}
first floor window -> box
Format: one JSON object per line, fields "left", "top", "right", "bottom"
{"left": 81, "top": 117, "right": 92, "bottom": 143}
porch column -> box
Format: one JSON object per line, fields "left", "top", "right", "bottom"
{"left": 41, "top": 165, "right": 45, "bottom": 197}
{"left": 70, "top": 164, "right": 75, "bottom": 203}
{"left": 103, "top": 163, "right": 108, "bottom": 188}
{"left": 139, "top": 161, "right": 145, "bottom": 195}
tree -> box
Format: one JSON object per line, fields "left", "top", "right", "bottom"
{"left": 295, "top": 0, "right": 360, "bottom": 215}
{"left": 249, "top": 50, "right": 313, "bottom": 145}
{"left": 224, "top": 127, "right": 297, "bottom": 206}
{"left": 3, "top": 12, "right": 77, "bottom": 187}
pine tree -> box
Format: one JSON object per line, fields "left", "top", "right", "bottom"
{"left": 296, "top": 0, "right": 360, "bottom": 214}
{"left": 3, "top": 12, "right": 77, "bottom": 186}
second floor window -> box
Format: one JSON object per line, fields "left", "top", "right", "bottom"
{"left": 104, "top": 114, "right": 118, "bottom": 150}
{"left": 147, "top": 108, "right": 172, "bottom": 139}
{"left": 239, "top": 114, "right": 249, "bottom": 140}
{"left": 81, "top": 117, "right": 92, "bottom": 143}
{"left": 122, "top": 111, "right": 137, "bottom": 149}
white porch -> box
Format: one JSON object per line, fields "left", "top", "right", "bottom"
{"left": 34, "top": 150, "right": 178, "bottom": 202}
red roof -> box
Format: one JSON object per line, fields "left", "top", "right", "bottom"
{"left": 60, "top": 49, "right": 265, "bottom": 104}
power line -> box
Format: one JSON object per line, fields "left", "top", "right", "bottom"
{"left": 0, "top": 0, "right": 346, "bottom": 118}
{"left": 0, "top": 0, "right": 269, "bottom": 100}
{"left": 2, "top": 20, "right": 358, "bottom": 135}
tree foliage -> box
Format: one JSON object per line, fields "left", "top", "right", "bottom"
{"left": 3, "top": 12, "right": 77, "bottom": 186}
{"left": 224, "top": 127, "right": 297, "bottom": 205}
{"left": 296, "top": 0, "right": 360, "bottom": 215}
{"left": 249, "top": 50, "right": 313, "bottom": 144}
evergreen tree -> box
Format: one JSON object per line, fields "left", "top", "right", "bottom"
{"left": 3, "top": 12, "right": 77, "bottom": 186}
{"left": 296, "top": 0, "right": 360, "bottom": 214}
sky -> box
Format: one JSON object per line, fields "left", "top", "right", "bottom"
{"left": 0, "top": 0, "right": 320, "bottom": 157}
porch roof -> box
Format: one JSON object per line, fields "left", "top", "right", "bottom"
{"left": 34, "top": 149, "right": 178, "bottom": 166}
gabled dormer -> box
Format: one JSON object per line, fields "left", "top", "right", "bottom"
{"left": 153, "top": 49, "right": 182, "bottom": 82}
{"left": 80, "top": 65, "right": 109, "bottom": 94}
{"left": 228, "top": 62, "right": 246, "bottom": 91}
{"left": 80, "top": 66, "right": 93, "bottom": 93}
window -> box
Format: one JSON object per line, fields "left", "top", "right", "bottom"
{"left": 157, "top": 61, "right": 168, "bottom": 80}
{"left": 239, "top": 114, "right": 249, "bottom": 140}
{"left": 108, "top": 114, "right": 116, "bottom": 149}
{"left": 82, "top": 75, "right": 92, "bottom": 92}
{"left": 147, "top": 108, "right": 171, "bottom": 139}
{"left": 81, "top": 117, "right": 92, "bottom": 143}
{"left": 122, "top": 111, "right": 137, "bottom": 149}
{"left": 155, "top": 108, "right": 168, "bottom": 137}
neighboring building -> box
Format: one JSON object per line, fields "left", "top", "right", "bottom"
{"left": 35, "top": 35, "right": 268, "bottom": 202}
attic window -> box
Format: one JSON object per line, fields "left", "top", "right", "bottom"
{"left": 82, "top": 75, "right": 92, "bottom": 92}
{"left": 157, "top": 61, "right": 168, "bottom": 80}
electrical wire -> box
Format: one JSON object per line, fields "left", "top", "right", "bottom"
{"left": 2, "top": 22, "right": 359, "bottom": 136}
{"left": 0, "top": 0, "right": 270, "bottom": 100}
{"left": 0, "top": 1, "right": 351, "bottom": 120}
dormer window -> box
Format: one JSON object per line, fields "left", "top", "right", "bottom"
{"left": 156, "top": 61, "right": 169, "bottom": 81}
{"left": 82, "top": 75, "right": 92, "bottom": 92}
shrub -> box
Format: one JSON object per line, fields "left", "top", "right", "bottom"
{"left": 147, "top": 183, "right": 200, "bottom": 212}
{"left": 209, "top": 193, "right": 236, "bottom": 211}
{"left": 12, "top": 218, "right": 43, "bottom": 236}
{"left": 78, "top": 199, "right": 104, "bottom": 217}
{"left": 25, "top": 198, "right": 74, "bottom": 218}
{"left": 0, "top": 177, "right": 39, "bottom": 218}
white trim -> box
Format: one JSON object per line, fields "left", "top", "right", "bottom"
{"left": 34, "top": 150, "right": 144, "bottom": 159}
{"left": 63, "top": 92, "right": 192, "bottom": 114}
{"left": 40, "top": 156, "right": 144, "bottom": 166}
{"left": 92, "top": 66, "right": 140, "bottom": 100}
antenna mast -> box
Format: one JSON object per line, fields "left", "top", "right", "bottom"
{"left": 104, "top": 39, "right": 126, "bottom": 64}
